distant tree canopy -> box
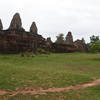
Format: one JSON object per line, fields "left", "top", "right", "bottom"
{"left": 87, "top": 35, "right": 100, "bottom": 53}
{"left": 56, "top": 33, "right": 64, "bottom": 39}
{"left": 90, "top": 41, "right": 100, "bottom": 53}
{"left": 55, "top": 33, "right": 65, "bottom": 44}
{"left": 90, "top": 35, "right": 99, "bottom": 43}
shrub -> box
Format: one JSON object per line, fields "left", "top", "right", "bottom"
{"left": 36, "top": 48, "right": 50, "bottom": 54}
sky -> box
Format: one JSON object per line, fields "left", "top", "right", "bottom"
{"left": 0, "top": 0, "right": 100, "bottom": 42}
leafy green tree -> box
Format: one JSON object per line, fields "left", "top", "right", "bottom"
{"left": 55, "top": 33, "right": 65, "bottom": 44}
{"left": 90, "top": 41, "right": 100, "bottom": 52}
{"left": 90, "top": 35, "right": 99, "bottom": 43}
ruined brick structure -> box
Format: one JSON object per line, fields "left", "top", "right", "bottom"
{"left": 65, "top": 31, "right": 73, "bottom": 45}
{"left": 0, "top": 19, "right": 3, "bottom": 30}
{"left": 52, "top": 43, "right": 77, "bottom": 53}
{"left": 0, "top": 13, "right": 88, "bottom": 54}
{"left": 0, "top": 13, "right": 46, "bottom": 54}
{"left": 74, "top": 38, "right": 88, "bottom": 52}
{"left": 54, "top": 32, "right": 88, "bottom": 52}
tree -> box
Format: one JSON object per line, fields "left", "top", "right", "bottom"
{"left": 90, "top": 35, "right": 99, "bottom": 43}
{"left": 55, "top": 33, "right": 65, "bottom": 44}
{"left": 90, "top": 41, "right": 100, "bottom": 52}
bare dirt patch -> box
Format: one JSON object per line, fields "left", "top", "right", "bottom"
{"left": 0, "top": 79, "right": 100, "bottom": 96}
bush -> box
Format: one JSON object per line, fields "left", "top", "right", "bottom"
{"left": 36, "top": 48, "right": 50, "bottom": 54}
{"left": 20, "top": 52, "right": 35, "bottom": 57}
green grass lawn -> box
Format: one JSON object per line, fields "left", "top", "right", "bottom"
{"left": 0, "top": 53, "right": 100, "bottom": 99}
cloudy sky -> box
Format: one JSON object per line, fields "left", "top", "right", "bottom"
{"left": 0, "top": 0, "right": 100, "bottom": 42}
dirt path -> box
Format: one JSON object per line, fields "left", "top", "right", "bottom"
{"left": 0, "top": 79, "right": 100, "bottom": 96}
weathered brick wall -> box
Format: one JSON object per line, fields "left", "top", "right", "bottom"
{"left": 0, "top": 30, "right": 46, "bottom": 53}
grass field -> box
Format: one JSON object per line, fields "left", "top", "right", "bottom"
{"left": 0, "top": 53, "right": 100, "bottom": 99}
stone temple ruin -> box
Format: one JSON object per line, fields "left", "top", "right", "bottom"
{"left": 65, "top": 32, "right": 73, "bottom": 45}
{"left": 0, "top": 13, "right": 88, "bottom": 54}
{"left": 53, "top": 32, "right": 87, "bottom": 52}
{"left": 0, "top": 13, "right": 46, "bottom": 53}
